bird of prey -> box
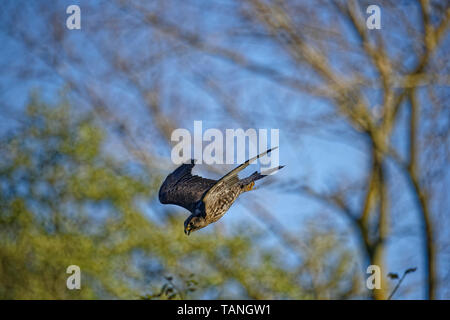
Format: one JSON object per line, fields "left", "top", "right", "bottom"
{"left": 159, "top": 147, "right": 284, "bottom": 235}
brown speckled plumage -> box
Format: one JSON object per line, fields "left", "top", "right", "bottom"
{"left": 158, "top": 148, "right": 284, "bottom": 235}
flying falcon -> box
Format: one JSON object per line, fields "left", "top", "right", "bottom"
{"left": 159, "top": 147, "right": 284, "bottom": 235}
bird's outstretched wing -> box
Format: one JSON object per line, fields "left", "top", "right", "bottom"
{"left": 200, "top": 147, "right": 278, "bottom": 213}
{"left": 159, "top": 160, "right": 217, "bottom": 213}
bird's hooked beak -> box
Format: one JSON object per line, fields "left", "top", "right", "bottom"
{"left": 184, "top": 227, "right": 191, "bottom": 236}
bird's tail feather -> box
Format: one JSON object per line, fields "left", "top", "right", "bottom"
{"left": 240, "top": 165, "right": 284, "bottom": 186}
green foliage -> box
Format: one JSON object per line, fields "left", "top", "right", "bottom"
{"left": 141, "top": 274, "right": 197, "bottom": 300}
{"left": 0, "top": 96, "right": 364, "bottom": 299}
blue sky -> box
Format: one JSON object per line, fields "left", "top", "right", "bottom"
{"left": 0, "top": 0, "right": 448, "bottom": 299}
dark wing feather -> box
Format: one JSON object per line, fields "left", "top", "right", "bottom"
{"left": 201, "top": 147, "right": 278, "bottom": 214}
{"left": 159, "top": 161, "right": 217, "bottom": 213}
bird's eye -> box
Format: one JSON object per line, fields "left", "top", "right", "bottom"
{"left": 189, "top": 222, "right": 194, "bottom": 227}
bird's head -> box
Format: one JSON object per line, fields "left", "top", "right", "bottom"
{"left": 184, "top": 214, "right": 207, "bottom": 235}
